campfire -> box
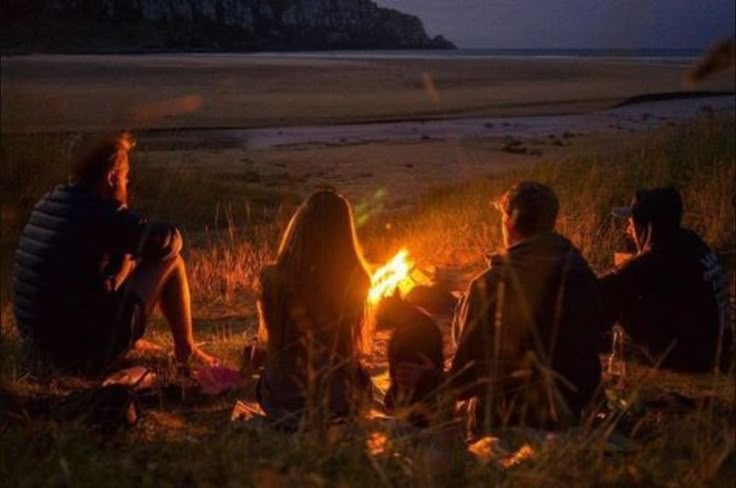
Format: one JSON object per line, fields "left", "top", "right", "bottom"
{"left": 368, "top": 248, "right": 416, "bottom": 304}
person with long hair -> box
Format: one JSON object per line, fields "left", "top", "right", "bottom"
{"left": 256, "top": 189, "right": 374, "bottom": 425}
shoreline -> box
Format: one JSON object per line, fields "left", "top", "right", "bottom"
{"left": 2, "top": 54, "right": 733, "bottom": 215}
{"left": 0, "top": 48, "right": 702, "bottom": 62}
{"left": 128, "top": 95, "right": 733, "bottom": 215}
{"left": 2, "top": 90, "right": 732, "bottom": 137}
{"left": 0, "top": 91, "right": 736, "bottom": 142}
{"left": 4, "top": 54, "right": 732, "bottom": 133}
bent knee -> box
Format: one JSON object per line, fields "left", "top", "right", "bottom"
{"left": 132, "top": 251, "right": 186, "bottom": 284}
{"left": 127, "top": 252, "right": 188, "bottom": 305}
{"left": 142, "top": 250, "right": 185, "bottom": 268}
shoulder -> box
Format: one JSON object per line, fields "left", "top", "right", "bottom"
{"left": 546, "top": 233, "right": 593, "bottom": 273}
{"left": 47, "top": 184, "right": 129, "bottom": 220}
{"left": 564, "top": 243, "right": 597, "bottom": 279}
{"left": 467, "top": 257, "right": 507, "bottom": 295}
{"left": 32, "top": 184, "right": 80, "bottom": 209}
{"left": 600, "top": 250, "right": 656, "bottom": 287}
{"left": 678, "top": 228, "right": 713, "bottom": 256}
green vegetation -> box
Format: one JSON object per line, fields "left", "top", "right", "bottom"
{"left": 1, "top": 116, "right": 734, "bottom": 486}
{"left": 371, "top": 116, "right": 735, "bottom": 273}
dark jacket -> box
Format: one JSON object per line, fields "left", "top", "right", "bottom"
{"left": 600, "top": 228, "right": 732, "bottom": 372}
{"left": 450, "top": 232, "right": 609, "bottom": 428}
{"left": 14, "top": 183, "right": 181, "bottom": 346}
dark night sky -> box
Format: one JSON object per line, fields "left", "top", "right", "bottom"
{"left": 376, "top": 0, "right": 736, "bottom": 49}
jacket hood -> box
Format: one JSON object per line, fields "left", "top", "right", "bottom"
{"left": 488, "top": 232, "right": 587, "bottom": 276}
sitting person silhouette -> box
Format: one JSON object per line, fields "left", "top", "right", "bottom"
{"left": 376, "top": 289, "right": 444, "bottom": 427}
{"left": 256, "top": 190, "right": 374, "bottom": 425}
{"left": 14, "top": 132, "right": 217, "bottom": 374}
{"left": 396, "top": 182, "right": 609, "bottom": 432}
{"left": 602, "top": 187, "right": 733, "bottom": 372}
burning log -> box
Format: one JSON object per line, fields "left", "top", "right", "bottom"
{"left": 406, "top": 285, "right": 458, "bottom": 317}
{"left": 369, "top": 249, "right": 458, "bottom": 315}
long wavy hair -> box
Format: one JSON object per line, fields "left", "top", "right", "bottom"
{"left": 259, "top": 190, "right": 373, "bottom": 356}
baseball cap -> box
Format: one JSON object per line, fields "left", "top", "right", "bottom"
{"left": 611, "top": 187, "right": 683, "bottom": 229}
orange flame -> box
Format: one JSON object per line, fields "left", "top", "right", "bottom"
{"left": 500, "top": 444, "right": 535, "bottom": 468}
{"left": 368, "top": 248, "right": 414, "bottom": 304}
{"left": 365, "top": 431, "right": 390, "bottom": 456}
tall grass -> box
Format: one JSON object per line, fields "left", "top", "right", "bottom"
{"left": 0, "top": 132, "right": 295, "bottom": 307}
{"left": 2, "top": 117, "right": 733, "bottom": 307}
{"left": 363, "top": 116, "right": 735, "bottom": 278}
{"left": 1, "top": 116, "right": 734, "bottom": 487}
{"left": 0, "top": 365, "right": 732, "bottom": 486}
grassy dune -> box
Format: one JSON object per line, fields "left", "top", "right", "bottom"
{"left": 367, "top": 115, "right": 735, "bottom": 270}
{"left": 1, "top": 116, "right": 734, "bottom": 486}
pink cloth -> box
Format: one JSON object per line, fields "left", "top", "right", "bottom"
{"left": 193, "top": 366, "right": 242, "bottom": 395}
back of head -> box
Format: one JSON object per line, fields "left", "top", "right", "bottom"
{"left": 275, "top": 189, "right": 370, "bottom": 309}
{"left": 631, "top": 187, "right": 683, "bottom": 238}
{"left": 499, "top": 181, "right": 559, "bottom": 238}
{"left": 269, "top": 189, "right": 372, "bottom": 355}
{"left": 70, "top": 132, "right": 135, "bottom": 186}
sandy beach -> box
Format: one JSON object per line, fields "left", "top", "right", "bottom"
{"left": 132, "top": 95, "right": 734, "bottom": 211}
{"left": 2, "top": 53, "right": 733, "bottom": 132}
{"left": 1, "top": 50, "right": 736, "bottom": 488}
{"left": 2, "top": 54, "right": 734, "bottom": 211}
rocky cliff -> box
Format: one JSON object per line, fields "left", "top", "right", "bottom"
{"left": 0, "top": 0, "right": 455, "bottom": 51}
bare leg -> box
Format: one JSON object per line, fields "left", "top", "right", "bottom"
{"left": 125, "top": 254, "right": 216, "bottom": 365}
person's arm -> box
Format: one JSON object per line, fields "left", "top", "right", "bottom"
{"left": 599, "top": 267, "right": 630, "bottom": 323}
{"left": 103, "top": 203, "right": 183, "bottom": 261}
{"left": 256, "top": 268, "right": 277, "bottom": 345}
{"left": 553, "top": 265, "right": 611, "bottom": 404}
{"left": 599, "top": 257, "right": 652, "bottom": 347}
{"left": 448, "top": 274, "right": 497, "bottom": 399}
{"left": 137, "top": 221, "right": 183, "bottom": 261}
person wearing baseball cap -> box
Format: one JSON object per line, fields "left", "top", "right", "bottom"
{"left": 601, "top": 187, "right": 733, "bottom": 373}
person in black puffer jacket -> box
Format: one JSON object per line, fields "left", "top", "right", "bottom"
{"left": 14, "top": 132, "right": 218, "bottom": 374}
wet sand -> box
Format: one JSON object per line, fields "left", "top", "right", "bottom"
{"left": 133, "top": 95, "right": 735, "bottom": 211}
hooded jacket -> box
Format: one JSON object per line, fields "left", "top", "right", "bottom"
{"left": 600, "top": 228, "right": 732, "bottom": 372}
{"left": 450, "top": 232, "right": 609, "bottom": 428}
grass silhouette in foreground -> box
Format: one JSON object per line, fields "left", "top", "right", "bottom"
{"left": 0, "top": 115, "right": 734, "bottom": 486}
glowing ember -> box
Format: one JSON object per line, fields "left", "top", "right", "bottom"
{"left": 369, "top": 248, "right": 414, "bottom": 303}
{"left": 366, "top": 431, "right": 390, "bottom": 456}
{"left": 500, "top": 444, "right": 535, "bottom": 468}
{"left": 467, "top": 438, "right": 536, "bottom": 469}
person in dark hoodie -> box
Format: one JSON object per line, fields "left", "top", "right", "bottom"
{"left": 13, "top": 132, "right": 218, "bottom": 373}
{"left": 398, "top": 182, "right": 609, "bottom": 432}
{"left": 601, "top": 187, "right": 733, "bottom": 373}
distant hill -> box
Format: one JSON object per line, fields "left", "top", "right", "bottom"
{"left": 0, "top": 0, "right": 455, "bottom": 52}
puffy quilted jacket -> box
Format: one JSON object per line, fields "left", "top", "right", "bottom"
{"left": 14, "top": 183, "right": 181, "bottom": 342}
